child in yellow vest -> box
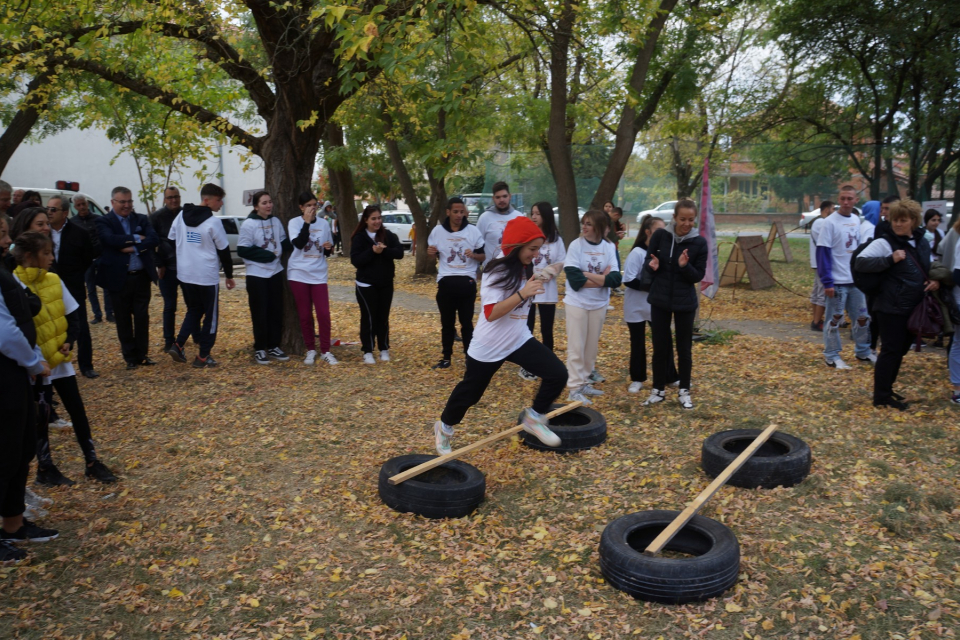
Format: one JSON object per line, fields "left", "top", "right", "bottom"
{"left": 11, "top": 232, "right": 117, "bottom": 486}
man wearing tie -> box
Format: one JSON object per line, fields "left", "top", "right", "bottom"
{"left": 95, "top": 187, "right": 159, "bottom": 369}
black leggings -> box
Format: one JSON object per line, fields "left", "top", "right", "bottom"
{"left": 36, "top": 376, "right": 98, "bottom": 469}
{"left": 436, "top": 276, "right": 476, "bottom": 359}
{"left": 0, "top": 365, "right": 35, "bottom": 518}
{"left": 873, "top": 312, "right": 913, "bottom": 403}
{"left": 526, "top": 303, "right": 557, "bottom": 352}
{"left": 356, "top": 284, "right": 393, "bottom": 353}
{"left": 441, "top": 338, "right": 568, "bottom": 426}
{"left": 650, "top": 306, "right": 696, "bottom": 390}
{"left": 247, "top": 272, "right": 285, "bottom": 351}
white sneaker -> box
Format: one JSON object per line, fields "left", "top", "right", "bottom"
{"left": 254, "top": 350, "right": 270, "bottom": 365}
{"left": 568, "top": 387, "right": 593, "bottom": 405}
{"left": 581, "top": 384, "right": 605, "bottom": 396}
{"left": 520, "top": 408, "right": 561, "bottom": 447}
{"left": 669, "top": 380, "right": 681, "bottom": 388}
{"left": 678, "top": 388, "right": 694, "bottom": 410}
{"left": 303, "top": 350, "right": 317, "bottom": 365}
{"left": 826, "top": 357, "right": 851, "bottom": 370}
{"left": 49, "top": 418, "right": 72, "bottom": 430}
{"left": 434, "top": 420, "right": 453, "bottom": 455}
{"left": 380, "top": 350, "right": 390, "bottom": 362}
{"left": 518, "top": 368, "right": 538, "bottom": 382}
{"left": 320, "top": 352, "right": 339, "bottom": 365}
{"left": 628, "top": 381, "right": 643, "bottom": 393}
{"left": 587, "top": 369, "right": 606, "bottom": 384}
{"left": 25, "top": 487, "right": 52, "bottom": 507}
{"left": 363, "top": 352, "right": 376, "bottom": 365}
{"left": 606, "top": 305, "right": 614, "bottom": 311}
{"left": 643, "top": 389, "right": 666, "bottom": 406}
{"left": 857, "top": 353, "right": 878, "bottom": 364}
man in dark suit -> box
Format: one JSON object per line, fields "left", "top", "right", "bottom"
{"left": 48, "top": 195, "right": 100, "bottom": 377}
{"left": 95, "top": 187, "right": 159, "bottom": 369}
{"left": 149, "top": 186, "right": 188, "bottom": 351}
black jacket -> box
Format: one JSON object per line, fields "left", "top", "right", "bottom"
{"left": 644, "top": 224, "right": 708, "bottom": 312}
{"left": 854, "top": 228, "right": 930, "bottom": 316}
{"left": 350, "top": 228, "right": 404, "bottom": 287}
{"left": 149, "top": 205, "right": 181, "bottom": 270}
{"left": 71, "top": 212, "right": 103, "bottom": 255}
{"left": 0, "top": 262, "right": 39, "bottom": 375}
{"left": 54, "top": 218, "right": 98, "bottom": 289}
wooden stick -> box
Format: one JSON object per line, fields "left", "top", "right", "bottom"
{"left": 388, "top": 401, "right": 584, "bottom": 485}
{"left": 643, "top": 423, "right": 779, "bottom": 557}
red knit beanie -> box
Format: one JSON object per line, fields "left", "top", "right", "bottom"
{"left": 500, "top": 217, "right": 545, "bottom": 256}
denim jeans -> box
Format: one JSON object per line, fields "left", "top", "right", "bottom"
{"left": 949, "top": 333, "right": 960, "bottom": 386}
{"left": 85, "top": 263, "right": 113, "bottom": 320}
{"left": 823, "top": 283, "right": 872, "bottom": 362}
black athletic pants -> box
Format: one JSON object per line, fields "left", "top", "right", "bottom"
{"left": 629, "top": 320, "right": 677, "bottom": 384}
{"left": 441, "top": 338, "right": 568, "bottom": 426}
{"left": 0, "top": 365, "right": 35, "bottom": 518}
{"left": 526, "top": 303, "right": 557, "bottom": 352}
{"left": 36, "top": 376, "right": 98, "bottom": 470}
{"left": 63, "top": 277, "right": 94, "bottom": 372}
{"left": 436, "top": 276, "right": 476, "bottom": 359}
{"left": 650, "top": 306, "right": 696, "bottom": 390}
{"left": 873, "top": 311, "right": 913, "bottom": 403}
{"left": 356, "top": 284, "right": 393, "bottom": 353}
{"left": 112, "top": 270, "right": 152, "bottom": 365}
{"left": 247, "top": 273, "right": 284, "bottom": 351}
{"left": 177, "top": 283, "right": 219, "bottom": 358}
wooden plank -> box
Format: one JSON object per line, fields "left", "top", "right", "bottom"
{"left": 388, "top": 401, "right": 584, "bottom": 485}
{"left": 765, "top": 222, "right": 794, "bottom": 263}
{"left": 643, "top": 424, "right": 779, "bottom": 557}
{"left": 719, "top": 240, "right": 745, "bottom": 286}
{"left": 740, "top": 235, "right": 775, "bottom": 290}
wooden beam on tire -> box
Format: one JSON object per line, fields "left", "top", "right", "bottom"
{"left": 388, "top": 401, "right": 584, "bottom": 485}
{"left": 643, "top": 423, "right": 779, "bottom": 557}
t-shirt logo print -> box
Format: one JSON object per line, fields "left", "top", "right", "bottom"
{"left": 186, "top": 231, "right": 202, "bottom": 244}
{"left": 845, "top": 230, "right": 857, "bottom": 249}
{"left": 447, "top": 246, "right": 466, "bottom": 264}
{"left": 586, "top": 256, "right": 603, "bottom": 274}
{"left": 303, "top": 234, "right": 324, "bottom": 255}
{"left": 260, "top": 223, "right": 276, "bottom": 250}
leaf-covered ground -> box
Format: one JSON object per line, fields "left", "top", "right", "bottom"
{"left": 2, "top": 240, "right": 958, "bottom": 640}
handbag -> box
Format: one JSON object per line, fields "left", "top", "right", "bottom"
{"left": 637, "top": 233, "right": 660, "bottom": 292}
{"left": 907, "top": 293, "right": 943, "bottom": 351}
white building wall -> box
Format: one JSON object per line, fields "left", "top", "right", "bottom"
{"left": 1, "top": 125, "right": 265, "bottom": 216}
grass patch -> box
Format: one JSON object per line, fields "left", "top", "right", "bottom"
{"left": 696, "top": 329, "right": 740, "bottom": 345}
{"left": 883, "top": 482, "right": 921, "bottom": 505}
{"left": 877, "top": 504, "right": 920, "bottom": 535}
{"left": 926, "top": 490, "right": 956, "bottom": 512}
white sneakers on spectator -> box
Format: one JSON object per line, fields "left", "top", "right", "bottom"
{"left": 581, "top": 384, "right": 604, "bottom": 396}
{"left": 643, "top": 389, "right": 665, "bottom": 406}
{"left": 857, "top": 352, "right": 878, "bottom": 364}
{"left": 380, "top": 350, "right": 390, "bottom": 362}
{"left": 628, "top": 381, "right": 643, "bottom": 393}
{"left": 588, "top": 369, "right": 605, "bottom": 384}
{"left": 363, "top": 352, "right": 376, "bottom": 365}
{"left": 321, "top": 352, "right": 339, "bottom": 365}
{"left": 303, "top": 350, "right": 317, "bottom": 365}
{"left": 568, "top": 385, "right": 593, "bottom": 405}
{"left": 678, "top": 388, "right": 694, "bottom": 410}
{"left": 49, "top": 418, "right": 72, "bottom": 430}
{"left": 825, "top": 357, "right": 851, "bottom": 370}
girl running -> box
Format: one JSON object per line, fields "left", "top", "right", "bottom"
{"left": 287, "top": 192, "right": 337, "bottom": 366}
{"left": 519, "top": 202, "right": 565, "bottom": 381}
{"left": 433, "top": 217, "right": 565, "bottom": 454}
{"left": 12, "top": 232, "right": 117, "bottom": 486}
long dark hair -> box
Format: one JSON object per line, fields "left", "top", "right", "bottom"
{"left": 484, "top": 244, "right": 534, "bottom": 293}
{"left": 354, "top": 204, "right": 385, "bottom": 245}
{"left": 11, "top": 230, "right": 53, "bottom": 265}
{"left": 249, "top": 190, "right": 270, "bottom": 216}
{"left": 10, "top": 207, "right": 48, "bottom": 242}
{"left": 633, "top": 215, "right": 664, "bottom": 251}
{"left": 531, "top": 201, "right": 559, "bottom": 243}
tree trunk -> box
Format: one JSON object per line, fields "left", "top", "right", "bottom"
{"left": 885, "top": 150, "right": 898, "bottom": 198}
{"left": 0, "top": 74, "right": 50, "bottom": 175}
{"left": 325, "top": 123, "right": 359, "bottom": 257}
{"left": 416, "top": 167, "right": 448, "bottom": 275}
{"left": 546, "top": 0, "right": 581, "bottom": 245}
{"left": 952, "top": 163, "right": 960, "bottom": 229}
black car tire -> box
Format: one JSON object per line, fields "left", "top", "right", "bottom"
{"left": 378, "top": 454, "right": 485, "bottom": 519}
{"left": 517, "top": 403, "right": 607, "bottom": 453}
{"left": 599, "top": 510, "right": 740, "bottom": 604}
{"left": 701, "top": 429, "right": 811, "bottom": 489}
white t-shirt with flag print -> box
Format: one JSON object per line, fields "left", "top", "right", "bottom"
{"left": 169, "top": 214, "right": 230, "bottom": 286}
{"left": 467, "top": 271, "right": 534, "bottom": 363}
{"left": 531, "top": 236, "right": 566, "bottom": 304}
{"left": 427, "top": 223, "right": 485, "bottom": 282}
{"left": 287, "top": 217, "right": 333, "bottom": 285}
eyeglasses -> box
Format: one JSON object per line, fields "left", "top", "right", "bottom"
{"left": 165, "top": 195, "right": 181, "bottom": 200}
{"left": 47, "top": 206, "right": 59, "bottom": 212}
{"left": 113, "top": 199, "right": 134, "bottom": 205}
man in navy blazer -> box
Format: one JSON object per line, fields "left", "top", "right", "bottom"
{"left": 95, "top": 186, "right": 159, "bottom": 369}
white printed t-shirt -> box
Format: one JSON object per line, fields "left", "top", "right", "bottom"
{"left": 238, "top": 216, "right": 287, "bottom": 279}
{"left": 427, "top": 223, "right": 484, "bottom": 282}
{"left": 287, "top": 216, "right": 333, "bottom": 285}
{"left": 816, "top": 211, "right": 861, "bottom": 286}
{"left": 622, "top": 246, "right": 651, "bottom": 323}
{"left": 476, "top": 209, "right": 524, "bottom": 269}
{"left": 809, "top": 216, "right": 826, "bottom": 269}
{"left": 563, "top": 237, "right": 619, "bottom": 310}
{"left": 530, "top": 236, "right": 566, "bottom": 303}
{"left": 169, "top": 214, "right": 229, "bottom": 286}
{"left": 467, "top": 271, "right": 533, "bottom": 362}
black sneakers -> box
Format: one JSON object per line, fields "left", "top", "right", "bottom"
{"left": 0, "top": 540, "right": 27, "bottom": 564}
{"left": 192, "top": 355, "right": 218, "bottom": 368}
{"left": 432, "top": 359, "right": 451, "bottom": 370}
{"left": 36, "top": 465, "right": 75, "bottom": 487}
{"left": 267, "top": 347, "right": 290, "bottom": 362}
{"left": 85, "top": 461, "right": 118, "bottom": 483}
{"left": 167, "top": 342, "right": 187, "bottom": 363}
{"left": 0, "top": 519, "right": 59, "bottom": 543}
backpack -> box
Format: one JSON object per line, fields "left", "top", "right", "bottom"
{"left": 851, "top": 239, "right": 883, "bottom": 297}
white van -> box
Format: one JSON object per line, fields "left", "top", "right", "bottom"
{"left": 14, "top": 186, "right": 108, "bottom": 218}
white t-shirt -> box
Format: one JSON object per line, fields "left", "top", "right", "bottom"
{"left": 169, "top": 214, "right": 229, "bottom": 286}
{"left": 467, "top": 270, "right": 533, "bottom": 362}
{"left": 563, "top": 237, "right": 619, "bottom": 310}
{"left": 476, "top": 209, "right": 524, "bottom": 268}
{"left": 859, "top": 219, "right": 876, "bottom": 246}
{"left": 427, "top": 223, "right": 485, "bottom": 282}
{"left": 530, "top": 236, "right": 566, "bottom": 303}
{"left": 809, "top": 216, "right": 826, "bottom": 269}
{"left": 51, "top": 226, "right": 63, "bottom": 261}
{"left": 238, "top": 216, "right": 287, "bottom": 279}
{"left": 622, "top": 246, "right": 651, "bottom": 323}
{"left": 287, "top": 217, "right": 333, "bottom": 285}
{"left": 13, "top": 275, "right": 78, "bottom": 383}
{"left": 816, "top": 211, "right": 861, "bottom": 286}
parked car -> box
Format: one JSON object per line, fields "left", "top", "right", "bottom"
{"left": 14, "top": 186, "right": 108, "bottom": 218}
{"left": 799, "top": 205, "right": 862, "bottom": 230}
{"left": 635, "top": 200, "right": 678, "bottom": 225}
{"left": 381, "top": 211, "right": 414, "bottom": 246}
{"left": 214, "top": 215, "right": 244, "bottom": 265}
